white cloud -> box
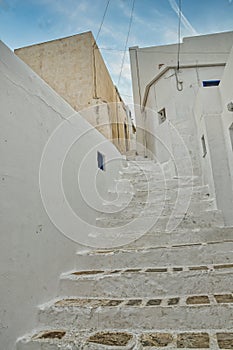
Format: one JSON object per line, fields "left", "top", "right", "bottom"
{"left": 117, "top": 0, "right": 162, "bottom": 34}
{"left": 163, "top": 28, "right": 179, "bottom": 43}
{"left": 168, "top": 0, "right": 198, "bottom": 36}
{"left": 34, "top": 0, "right": 199, "bottom": 109}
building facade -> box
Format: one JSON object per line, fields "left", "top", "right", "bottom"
{"left": 129, "top": 31, "right": 233, "bottom": 225}
{"left": 15, "top": 31, "right": 134, "bottom": 154}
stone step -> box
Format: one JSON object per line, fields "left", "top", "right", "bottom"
{"left": 103, "top": 196, "right": 215, "bottom": 210}
{"left": 105, "top": 186, "right": 212, "bottom": 207}
{"left": 100, "top": 199, "right": 215, "bottom": 219}
{"left": 119, "top": 166, "right": 162, "bottom": 175}
{"left": 119, "top": 173, "right": 166, "bottom": 182}
{"left": 126, "top": 154, "right": 138, "bottom": 161}
{"left": 107, "top": 184, "right": 210, "bottom": 200}
{"left": 134, "top": 185, "right": 209, "bottom": 197}
{"left": 124, "top": 226, "right": 233, "bottom": 249}
{"left": 17, "top": 330, "right": 136, "bottom": 349}
{"left": 18, "top": 329, "right": 233, "bottom": 350}
{"left": 103, "top": 199, "right": 216, "bottom": 213}
{"left": 124, "top": 160, "right": 158, "bottom": 166}
{"left": 125, "top": 160, "right": 157, "bottom": 166}
{"left": 17, "top": 330, "right": 82, "bottom": 350}
{"left": 119, "top": 171, "right": 163, "bottom": 181}
{"left": 121, "top": 163, "right": 180, "bottom": 175}
{"left": 116, "top": 180, "right": 203, "bottom": 193}
{"left": 81, "top": 225, "right": 231, "bottom": 252}
{"left": 75, "top": 241, "right": 233, "bottom": 271}
{"left": 96, "top": 210, "right": 224, "bottom": 229}
{"left": 38, "top": 298, "right": 233, "bottom": 331}
{"left": 97, "top": 208, "right": 219, "bottom": 222}
{"left": 127, "top": 159, "right": 155, "bottom": 163}
{"left": 59, "top": 268, "right": 233, "bottom": 299}
{"left": 125, "top": 149, "right": 137, "bottom": 156}
{"left": 92, "top": 209, "right": 224, "bottom": 248}
{"left": 115, "top": 178, "right": 201, "bottom": 191}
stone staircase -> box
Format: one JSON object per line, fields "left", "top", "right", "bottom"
{"left": 17, "top": 160, "right": 233, "bottom": 349}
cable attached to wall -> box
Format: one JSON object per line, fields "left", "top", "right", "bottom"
{"left": 175, "top": 69, "right": 183, "bottom": 91}
{"left": 118, "top": 0, "right": 135, "bottom": 87}
{"left": 175, "top": 0, "right": 183, "bottom": 91}
{"left": 177, "top": 0, "right": 182, "bottom": 71}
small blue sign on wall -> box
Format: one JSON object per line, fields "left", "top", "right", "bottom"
{"left": 97, "top": 151, "right": 105, "bottom": 171}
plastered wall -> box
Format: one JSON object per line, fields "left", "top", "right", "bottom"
{"left": 130, "top": 32, "right": 233, "bottom": 156}
{"left": 0, "top": 41, "right": 122, "bottom": 349}
{"left": 15, "top": 32, "right": 132, "bottom": 154}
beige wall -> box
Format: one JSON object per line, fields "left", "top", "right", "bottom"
{"left": 15, "top": 32, "right": 94, "bottom": 111}
{"left": 94, "top": 44, "right": 131, "bottom": 153}
{"left": 15, "top": 32, "right": 133, "bottom": 154}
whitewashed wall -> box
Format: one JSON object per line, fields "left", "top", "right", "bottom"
{"left": 130, "top": 31, "right": 233, "bottom": 160}
{"left": 0, "top": 41, "right": 123, "bottom": 349}
{"left": 218, "top": 44, "right": 233, "bottom": 224}
{"left": 144, "top": 66, "right": 225, "bottom": 174}
{"left": 191, "top": 47, "right": 233, "bottom": 225}
{"left": 219, "top": 45, "right": 233, "bottom": 195}
{"left": 129, "top": 31, "right": 233, "bottom": 224}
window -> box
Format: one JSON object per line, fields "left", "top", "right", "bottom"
{"left": 202, "top": 80, "right": 220, "bottom": 87}
{"left": 158, "top": 108, "right": 166, "bottom": 124}
{"left": 229, "top": 123, "right": 233, "bottom": 151}
{"left": 201, "top": 135, "right": 207, "bottom": 158}
{"left": 97, "top": 151, "right": 105, "bottom": 171}
{"left": 124, "top": 123, "right": 129, "bottom": 152}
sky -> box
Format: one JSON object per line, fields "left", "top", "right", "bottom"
{"left": 0, "top": 0, "right": 232, "bottom": 106}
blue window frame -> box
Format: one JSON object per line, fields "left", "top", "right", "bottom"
{"left": 202, "top": 80, "right": 220, "bottom": 87}
{"left": 97, "top": 151, "right": 105, "bottom": 171}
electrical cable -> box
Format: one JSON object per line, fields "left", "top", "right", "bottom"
{"left": 93, "top": 0, "right": 111, "bottom": 98}
{"left": 95, "top": 0, "right": 111, "bottom": 43}
{"left": 176, "top": 0, "right": 183, "bottom": 91}
{"left": 118, "top": 0, "right": 135, "bottom": 87}
{"left": 177, "top": 0, "right": 182, "bottom": 71}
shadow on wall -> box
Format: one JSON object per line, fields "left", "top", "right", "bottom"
{"left": 0, "top": 41, "right": 123, "bottom": 350}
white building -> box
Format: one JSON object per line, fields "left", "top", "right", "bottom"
{"left": 130, "top": 31, "right": 233, "bottom": 225}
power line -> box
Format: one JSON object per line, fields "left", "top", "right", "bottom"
{"left": 95, "top": 0, "right": 111, "bottom": 43}
{"left": 98, "top": 47, "right": 125, "bottom": 52}
{"left": 93, "top": 0, "right": 110, "bottom": 99}
{"left": 177, "top": 0, "right": 182, "bottom": 70}
{"left": 118, "top": 0, "right": 135, "bottom": 86}
{"left": 121, "top": 94, "right": 133, "bottom": 98}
